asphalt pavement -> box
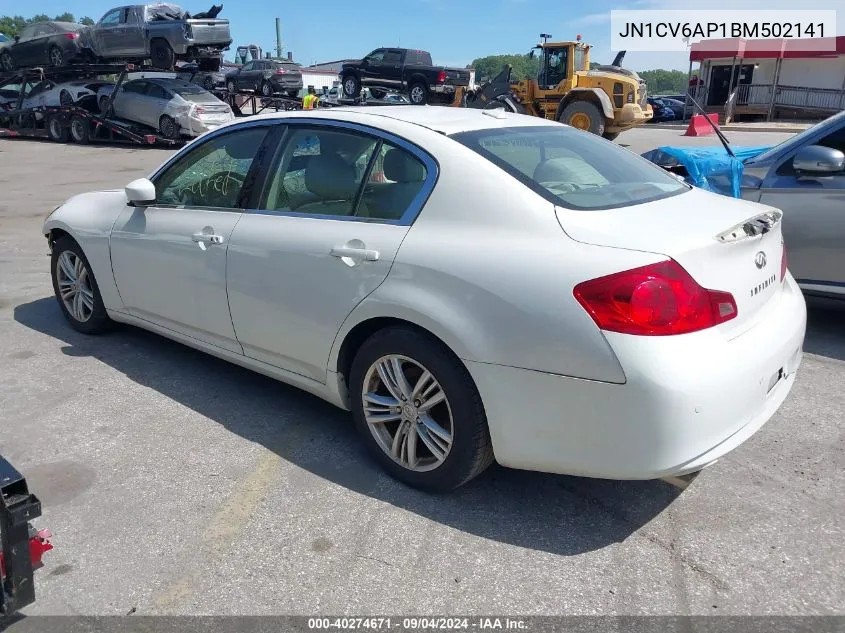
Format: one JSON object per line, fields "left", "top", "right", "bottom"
{"left": 0, "top": 127, "right": 842, "bottom": 618}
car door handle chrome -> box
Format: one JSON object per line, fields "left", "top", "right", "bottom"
{"left": 330, "top": 246, "right": 379, "bottom": 261}
{"left": 192, "top": 233, "right": 224, "bottom": 244}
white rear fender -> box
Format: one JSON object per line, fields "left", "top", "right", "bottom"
{"left": 44, "top": 190, "right": 128, "bottom": 312}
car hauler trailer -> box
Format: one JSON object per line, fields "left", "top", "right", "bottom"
{"left": 1, "top": 454, "right": 52, "bottom": 617}
{"left": 0, "top": 64, "right": 182, "bottom": 146}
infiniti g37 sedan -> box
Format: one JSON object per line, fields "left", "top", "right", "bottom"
{"left": 43, "top": 107, "right": 807, "bottom": 491}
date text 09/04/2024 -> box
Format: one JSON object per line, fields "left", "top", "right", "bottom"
{"left": 308, "top": 618, "right": 528, "bottom": 630}
{"left": 618, "top": 22, "right": 826, "bottom": 39}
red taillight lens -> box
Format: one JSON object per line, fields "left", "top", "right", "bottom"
{"left": 65, "top": 32, "right": 79, "bottom": 40}
{"left": 573, "top": 260, "right": 737, "bottom": 336}
{"left": 780, "top": 244, "right": 788, "bottom": 282}
{"left": 437, "top": 70, "right": 446, "bottom": 83}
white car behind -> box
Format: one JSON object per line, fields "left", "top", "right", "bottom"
{"left": 99, "top": 77, "right": 234, "bottom": 139}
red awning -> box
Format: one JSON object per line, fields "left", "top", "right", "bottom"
{"left": 690, "top": 37, "right": 845, "bottom": 61}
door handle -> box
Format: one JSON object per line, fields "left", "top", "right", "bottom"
{"left": 330, "top": 246, "right": 379, "bottom": 261}
{"left": 192, "top": 233, "right": 224, "bottom": 251}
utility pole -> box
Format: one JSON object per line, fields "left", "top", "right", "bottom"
{"left": 275, "top": 17, "right": 283, "bottom": 59}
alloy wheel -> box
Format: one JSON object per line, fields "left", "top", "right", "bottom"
{"left": 56, "top": 250, "right": 94, "bottom": 323}
{"left": 361, "top": 355, "right": 454, "bottom": 472}
{"left": 50, "top": 47, "right": 63, "bottom": 67}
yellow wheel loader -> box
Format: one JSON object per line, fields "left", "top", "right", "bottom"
{"left": 460, "top": 36, "right": 653, "bottom": 140}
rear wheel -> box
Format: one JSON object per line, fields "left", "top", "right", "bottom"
{"left": 342, "top": 74, "right": 361, "bottom": 98}
{"left": 227, "top": 80, "right": 236, "bottom": 94}
{"left": 197, "top": 57, "right": 221, "bottom": 72}
{"left": 99, "top": 96, "right": 110, "bottom": 115}
{"left": 69, "top": 115, "right": 90, "bottom": 144}
{"left": 50, "top": 236, "right": 112, "bottom": 334}
{"left": 158, "top": 114, "right": 179, "bottom": 140}
{"left": 47, "top": 115, "right": 69, "bottom": 142}
{"left": 260, "top": 81, "right": 274, "bottom": 97}
{"left": 48, "top": 45, "right": 65, "bottom": 67}
{"left": 286, "top": 89, "right": 299, "bottom": 98}
{"left": 150, "top": 39, "right": 175, "bottom": 70}
{"left": 349, "top": 326, "right": 495, "bottom": 491}
{"left": 408, "top": 82, "right": 427, "bottom": 105}
{"left": 559, "top": 100, "right": 605, "bottom": 136}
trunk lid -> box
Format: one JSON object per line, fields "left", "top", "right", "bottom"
{"left": 186, "top": 19, "right": 231, "bottom": 44}
{"left": 556, "top": 187, "right": 786, "bottom": 334}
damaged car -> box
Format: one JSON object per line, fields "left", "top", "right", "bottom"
{"left": 79, "top": 4, "right": 232, "bottom": 71}
{"left": 100, "top": 76, "right": 233, "bottom": 138}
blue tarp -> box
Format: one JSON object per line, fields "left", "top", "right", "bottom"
{"left": 641, "top": 145, "right": 772, "bottom": 199}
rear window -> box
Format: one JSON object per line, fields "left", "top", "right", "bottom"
{"left": 53, "top": 22, "right": 84, "bottom": 32}
{"left": 451, "top": 125, "right": 688, "bottom": 210}
{"left": 154, "top": 79, "right": 206, "bottom": 95}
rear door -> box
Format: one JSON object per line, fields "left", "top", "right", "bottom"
{"left": 751, "top": 125, "right": 845, "bottom": 295}
{"left": 114, "top": 80, "right": 148, "bottom": 123}
{"left": 143, "top": 82, "right": 172, "bottom": 128}
{"left": 381, "top": 49, "right": 403, "bottom": 86}
{"left": 226, "top": 121, "right": 436, "bottom": 382}
{"left": 122, "top": 6, "right": 146, "bottom": 55}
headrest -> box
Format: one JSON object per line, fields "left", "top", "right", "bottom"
{"left": 383, "top": 148, "right": 425, "bottom": 183}
{"left": 533, "top": 157, "right": 592, "bottom": 184}
{"left": 305, "top": 154, "right": 357, "bottom": 199}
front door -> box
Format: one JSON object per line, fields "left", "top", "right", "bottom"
{"left": 110, "top": 124, "right": 273, "bottom": 352}
{"left": 94, "top": 8, "right": 124, "bottom": 57}
{"left": 12, "top": 25, "right": 41, "bottom": 67}
{"left": 226, "top": 122, "right": 435, "bottom": 382}
{"left": 752, "top": 126, "right": 845, "bottom": 294}
{"left": 360, "top": 49, "right": 386, "bottom": 86}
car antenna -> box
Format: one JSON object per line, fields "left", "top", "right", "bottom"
{"left": 685, "top": 91, "right": 735, "bottom": 158}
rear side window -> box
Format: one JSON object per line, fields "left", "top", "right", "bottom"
{"left": 451, "top": 126, "right": 688, "bottom": 210}
{"left": 405, "top": 50, "right": 432, "bottom": 65}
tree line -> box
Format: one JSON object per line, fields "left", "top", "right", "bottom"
{"left": 469, "top": 53, "right": 692, "bottom": 94}
{"left": 1, "top": 13, "right": 95, "bottom": 39}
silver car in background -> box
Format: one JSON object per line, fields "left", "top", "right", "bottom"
{"left": 102, "top": 77, "right": 233, "bottom": 138}
{"left": 739, "top": 110, "right": 845, "bottom": 300}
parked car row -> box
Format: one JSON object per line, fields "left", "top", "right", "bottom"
{"left": 0, "top": 4, "right": 232, "bottom": 72}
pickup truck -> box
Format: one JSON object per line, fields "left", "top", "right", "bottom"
{"left": 80, "top": 3, "right": 233, "bottom": 71}
{"left": 340, "top": 48, "right": 470, "bottom": 105}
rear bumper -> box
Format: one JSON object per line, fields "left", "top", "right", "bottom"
{"left": 432, "top": 84, "right": 457, "bottom": 94}
{"left": 468, "top": 274, "right": 807, "bottom": 479}
{"left": 269, "top": 77, "right": 303, "bottom": 90}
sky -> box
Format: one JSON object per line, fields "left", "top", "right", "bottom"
{"left": 13, "top": 0, "right": 845, "bottom": 72}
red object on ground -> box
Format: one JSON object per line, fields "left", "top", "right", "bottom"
{"left": 0, "top": 529, "right": 53, "bottom": 576}
{"left": 684, "top": 113, "right": 719, "bottom": 136}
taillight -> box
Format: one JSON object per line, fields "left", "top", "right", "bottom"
{"left": 65, "top": 32, "right": 79, "bottom": 40}
{"left": 194, "top": 106, "right": 206, "bottom": 114}
{"left": 781, "top": 244, "right": 788, "bottom": 281}
{"left": 573, "top": 260, "right": 738, "bottom": 336}
{"left": 437, "top": 70, "right": 446, "bottom": 83}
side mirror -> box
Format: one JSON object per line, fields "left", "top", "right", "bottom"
{"left": 793, "top": 145, "right": 845, "bottom": 174}
{"left": 14, "top": 35, "right": 20, "bottom": 43}
{"left": 125, "top": 178, "right": 156, "bottom": 207}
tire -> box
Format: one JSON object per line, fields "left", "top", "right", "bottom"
{"left": 260, "top": 81, "right": 274, "bottom": 97}
{"left": 158, "top": 114, "right": 179, "bottom": 140}
{"left": 0, "top": 50, "right": 13, "bottom": 71}
{"left": 287, "top": 90, "right": 299, "bottom": 99}
{"left": 203, "top": 76, "right": 215, "bottom": 91}
{"left": 370, "top": 88, "right": 386, "bottom": 100}
{"left": 99, "top": 96, "right": 110, "bottom": 115}
{"left": 48, "top": 45, "right": 65, "bottom": 67}
{"left": 227, "top": 80, "right": 236, "bottom": 94}
{"left": 50, "top": 235, "right": 112, "bottom": 335}
{"left": 150, "top": 39, "right": 175, "bottom": 70}
{"left": 559, "top": 100, "right": 605, "bottom": 136}
{"left": 197, "top": 57, "right": 221, "bottom": 72}
{"left": 408, "top": 82, "right": 428, "bottom": 105}
{"left": 69, "top": 115, "right": 90, "bottom": 144}
{"left": 59, "top": 89, "right": 73, "bottom": 107}
{"left": 47, "top": 115, "right": 69, "bottom": 142}
{"left": 349, "top": 326, "right": 495, "bottom": 492}
{"left": 603, "top": 131, "right": 620, "bottom": 141}
{"left": 342, "top": 74, "right": 361, "bottom": 98}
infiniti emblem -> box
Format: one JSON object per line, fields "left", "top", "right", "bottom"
{"left": 754, "top": 251, "right": 767, "bottom": 269}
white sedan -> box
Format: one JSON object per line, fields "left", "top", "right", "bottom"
{"left": 23, "top": 78, "right": 113, "bottom": 110}
{"left": 42, "top": 107, "right": 807, "bottom": 491}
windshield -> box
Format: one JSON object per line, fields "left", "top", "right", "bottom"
{"left": 451, "top": 126, "right": 688, "bottom": 210}
{"left": 0, "top": 34, "right": 8, "bottom": 43}
{"left": 748, "top": 110, "right": 845, "bottom": 164}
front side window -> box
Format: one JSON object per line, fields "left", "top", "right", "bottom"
{"left": 99, "top": 9, "right": 122, "bottom": 25}
{"left": 154, "top": 127, "right": 269, "bottom": 209}
{"left": 122, "top": 81, "right": 147, "bottom": 95}
{"left": 366, "top": 50, "right": 385, "bottom": 63}
{"left": 452, "top": 125, "right": 688, "bottom": 210}
{"left": 18, "top": 26, "right": 37, "bottom": 40}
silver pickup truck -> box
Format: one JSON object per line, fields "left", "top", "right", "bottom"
{"left": 80, "top": 4, "right": 232, "bottom": 70}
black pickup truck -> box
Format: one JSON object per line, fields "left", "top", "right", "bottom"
{"left": 340, "top": 48, "right": 470, "bottom": 105}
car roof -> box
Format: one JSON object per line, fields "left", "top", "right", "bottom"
{"left": 252, "top": 106, "right": 561, "bottom": 136}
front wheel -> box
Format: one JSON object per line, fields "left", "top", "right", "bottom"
{"left": 559, "top": 100, "right": 605, "bottom": 136}
{"left": 59, "top": 89, "right": 73, "bottom": 107}
{"left": 0, "top": 51, "right": 13, "bottom": 71}
{"left": 408, "top": 82, "right": 428, "bottom": 105}
{"left": 349, "top": 326, "right": 495, "bottom": 491}
{"left": 50, "top": 236, "right": 112, "bottom": 334}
